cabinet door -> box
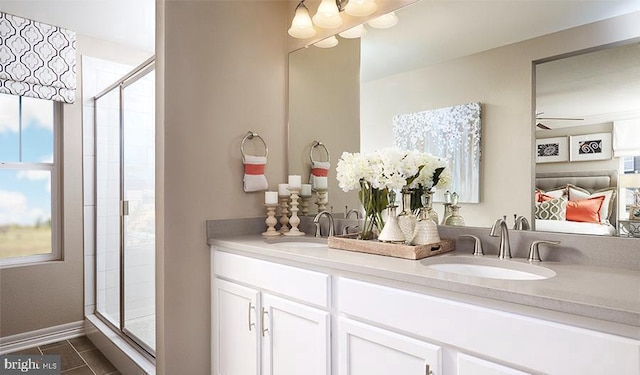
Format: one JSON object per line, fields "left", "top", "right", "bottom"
{"left": 339, "top": 317, "right": 441, "bottom": 375}
{"left": 457, "top": 353, "right": 531, "bottom": 375}
{"left": 213, "top": 279, "right": 260, "bottom": 375}
{"left": 261, "top": 293, "right": 330, "bottom": 375}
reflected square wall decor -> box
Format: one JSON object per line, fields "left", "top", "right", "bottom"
{"left": 569, "top": 133, "right": 612, "bottom": 161}
{"left": 536, "top": 136, "right": 568, "bottom": 163}
{"left": 393, "top": 102, "right": 481, "bottom": 203}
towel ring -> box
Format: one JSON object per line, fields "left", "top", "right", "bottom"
{"left": 241, "top": 131, "right": 268, "bottom": 161}
{"left": 309, "top": 141, "right": 330, "bottom": 164}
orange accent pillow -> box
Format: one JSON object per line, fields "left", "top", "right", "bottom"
{"left": 566, "top": 196, "right": 606, "bottom": 223}
{"left": 535, "top": 191, "right": 556, "bottom": 203}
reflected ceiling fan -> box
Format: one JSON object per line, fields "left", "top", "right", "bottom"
{"left": 535, "top": 112, "right": 584, "bottom": 130}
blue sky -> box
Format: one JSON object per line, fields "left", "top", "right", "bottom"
{"left": 0, "top": 94, "right": 53, "bottom": 226}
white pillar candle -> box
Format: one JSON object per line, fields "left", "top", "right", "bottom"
{"left": 278, "top": 183, "right": 290, "bottom": 196}
{"left": 288, "top": 175, "right": 302, "bottom": 189}
{"left": 300, "top": 183, "right": 312, "bottom": 197}
{"left": 265, "top": 191, "right": 279, "bottom": 204}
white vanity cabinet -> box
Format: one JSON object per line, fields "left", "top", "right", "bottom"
{"left": 212, "top": 251, "right": 330, "bottom": 375}
{"left": 338, "top": 317, "right": 441, "bottom": 375}
{"left": 338, "top": 277, "right": 640, "bottom": 375}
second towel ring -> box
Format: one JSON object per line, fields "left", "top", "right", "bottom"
{"left": 241, "top": 131, "right": 268, "bottom": 161}
{"left": 310, "top": 141, "right": 330, "bottom": 164}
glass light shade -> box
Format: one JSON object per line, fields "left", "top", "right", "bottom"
{"left": 368, "top": 11, "right": 398, "bottom": 29}
{"left": 339, "top": 24, "right": 367, "bottom": 39}
{"left": 344, "top": 0, "right": 377, "bottom": 17}
{"left": 312, "top": 0, "right": 343, "bottom": 29}
{"left": 313, "top": 36, "right": 339, "bottom": 48}
{"left": 288, "top": 2, "right": 317, "bottom": 39}
{"left": 619, "top": 173, "right": 640, "bottom": 188}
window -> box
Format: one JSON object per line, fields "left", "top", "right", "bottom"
{"left": 0, "top": 93, "right": 60, "bottom": 266}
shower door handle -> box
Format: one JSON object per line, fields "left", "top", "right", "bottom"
{"left": 121, "top": 200, "right": 129, "bottom": 216}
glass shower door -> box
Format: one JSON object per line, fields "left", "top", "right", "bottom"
{"left": 122, "top": 69, "right": 156, "bottom": 353}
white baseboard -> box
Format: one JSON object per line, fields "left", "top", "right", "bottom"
{"left": 0, "top": 321, "right": 85, "bottom": 354}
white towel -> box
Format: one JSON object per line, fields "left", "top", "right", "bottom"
{"left": 243, "top": 155, "right": 268, "bottom": 192}
{"left": 310, "top": 161, "right": 330, "bottom": 190}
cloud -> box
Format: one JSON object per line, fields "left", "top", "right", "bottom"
{"left": 17, "top": 167, "right": 52, "bottom": 193}
{"left": 0, "top": 94, "right": 53, "bottom": 133}
{"left": 0, "top": 190, "right": 48, "bottom": 226}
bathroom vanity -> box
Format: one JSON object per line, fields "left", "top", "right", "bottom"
{"left": 210, "top": 233, "right": 640, "bottom": 375}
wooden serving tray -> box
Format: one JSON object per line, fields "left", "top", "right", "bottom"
{"left": 327, "top": 234, "right": 455, "bottom": 260}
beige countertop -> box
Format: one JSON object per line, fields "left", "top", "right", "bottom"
{"left": 209, "top": 235, "right": 640, "bottom": 337}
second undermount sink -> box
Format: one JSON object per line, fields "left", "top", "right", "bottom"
{"left": 422, "top": 256, "right": 556, "bottom": 280}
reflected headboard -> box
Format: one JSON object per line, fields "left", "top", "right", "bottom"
{"left": 535, "top": 170, "right": 618, "bottom": 227}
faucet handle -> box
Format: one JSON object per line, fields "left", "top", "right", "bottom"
{"left": 459, "top": 235, "right": 484, "bottom": 256}
{"left": 528, "top": 240, "right": 560, "bottom": 262}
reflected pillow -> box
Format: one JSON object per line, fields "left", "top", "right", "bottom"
{"left": 567, "top": 185, "right": 616, "bottom": 224}
{"left": 566, "top": 196, "right": 606, "bottom": 223}
{"left": 535, "top": 197, "right": 567, "bottom": 220}
{"left": 535, "top": 186, "right": 567, "bottom": 203}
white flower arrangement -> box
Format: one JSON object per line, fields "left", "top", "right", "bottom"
{"left": 336, "top": 148, "right": 450, "bottom": 193}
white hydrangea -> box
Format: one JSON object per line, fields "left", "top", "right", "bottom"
{"left": 336, "top": 147, "right": 450, "bottom": 192}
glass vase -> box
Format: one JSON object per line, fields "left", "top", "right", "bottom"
{"left": 397, "top": 189, "right": 417, "bottom": 243}
{"left": 358, "top": 181, "right": 387, "bottom": 240}
{"left": 445, "top": 205, "right": 466, "bottom": 226}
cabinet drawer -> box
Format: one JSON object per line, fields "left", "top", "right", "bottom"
{"left": 213, "top": 250, "right": 330, "bottom": 308}
{"left": 338, "top": 277, "right": 640, "bottom": 374}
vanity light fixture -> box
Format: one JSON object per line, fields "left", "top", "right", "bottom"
{"left": 313, "top": 35, "right": 339, "bottom": 48}
{"left": 288, "top": 0, "right": 317, "bottom": 39}
{"left": 344, "top": 0, "right": 378, "bottom": 17}
{"left": 367, "top": 11, "right": 399, "bottom": 29}
{"left": 289, "top": 0, "right": 383, "bottom": 39}
{"left": 313, "top": 0, "right": 343, "bottom": 29}
{"left": 339, "top": 24, "right": 367, "bottom": 39}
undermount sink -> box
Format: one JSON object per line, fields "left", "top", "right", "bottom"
{"left": 422, "top": 256, "right": 556, "bottom": 280}
{"left": 264, "top": 236, "right": 328, "bottom": 248}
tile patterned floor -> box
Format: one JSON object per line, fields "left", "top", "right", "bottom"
{"left": 9, "top": 336, "right": 119, "bottom": 375}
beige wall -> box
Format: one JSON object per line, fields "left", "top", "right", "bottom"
{"left": 361, "top": 11, "right": 640, "bottom": 227}
{"left": 160, "top": 1, "right": 287, "bottom": 373}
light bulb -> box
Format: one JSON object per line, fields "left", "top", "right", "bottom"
{"left": 314, "top": 36, "right": 339, "bottom": 48}
{"left": 312, "top": 0, "right": 343, "bottom": 29}
{"left": 288, "top": 1, "right": 317, "bottom": 39}
{"left": 338, "top": 24, "right": 367, "bottom": 39}
{"left": 368, "top": 11, "right": 398, "bottom": 29}
{"left": 344, "top": 0, "right": 377, "bottom": 17}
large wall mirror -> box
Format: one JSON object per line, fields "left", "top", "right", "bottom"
{"left": 534, "top": 41, "right": 640, "bottom": 238}
{"left": 288, "top": 0, "right": 640, "bottom": 240}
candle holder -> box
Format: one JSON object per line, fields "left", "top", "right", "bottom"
{"left": 284, "top": 188, "right": 305, "bottom": 236}
{"left": 262, "top": 204, "right": 281, "bottom": 237}
{"left": 300, "top": 194, "right": 311, "bottom": 216}
{"left": 279, "top": 196, "right": 290, "bottom": 233}
{"left": 314, "top": 188, "right": 328, "bottom": 212}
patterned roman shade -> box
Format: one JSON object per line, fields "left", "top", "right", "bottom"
{"left": 0, "top": 12, "right": 76, "bottom": 103}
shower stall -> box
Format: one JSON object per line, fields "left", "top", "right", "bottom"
{"left": 94, "top": 58, "right": 156, "bottom": 355}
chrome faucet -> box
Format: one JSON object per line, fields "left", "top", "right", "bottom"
{"left": 345, "top": 208, "right": 362, "bottom": 220}
{"left": 513, "top": 215, "right": 531, "bottom": 230}
{"left": 490, "top": 216, "right": 511, "bottom": 259}
{"left": 313, "top": 210, "right": 335, "bottom": 237}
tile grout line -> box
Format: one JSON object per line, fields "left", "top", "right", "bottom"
{"left": 66, "top": 339, "right": 98, "bottom": 375}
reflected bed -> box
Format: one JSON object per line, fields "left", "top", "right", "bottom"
{"left": 535, "top": 170, "right": 617, "bottom": 236}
